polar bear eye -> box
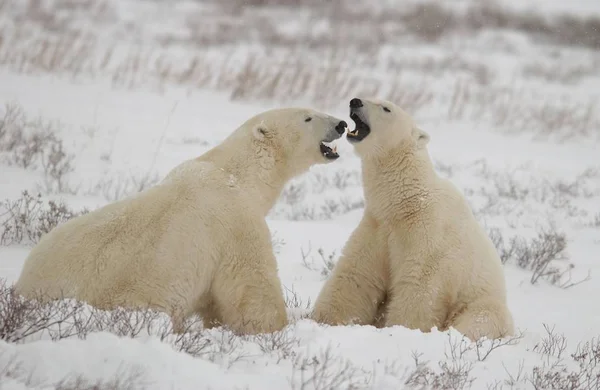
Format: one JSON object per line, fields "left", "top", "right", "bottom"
{"left": 305, "top": 117, "right": 312, "bottom": 122}
{"left": 383, "top": 107, "right": 391, "bottom": 113}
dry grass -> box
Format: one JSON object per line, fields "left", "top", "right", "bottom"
{"left": 2, "top": 274, "right": 599, "bottom": 389}
{"left": 2, "top": 33, "right": 596, "bottom": 140}
{"left": 198, "top": 0, "right": 600, "bottom": 50}
{"left": 1, "top": 0, "right": 598, "bottom": 142}
{"left": 397, "top": 2, "right": 600, "bottom": 50}
{"left": 447, "top": 79, "right": 599, "bottom": 140}
{"left": 522, "top": 59, "right": 600, "bottom": 85}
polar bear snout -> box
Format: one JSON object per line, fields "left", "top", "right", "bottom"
{"left": 349, "top": 98, "right": 363, "bottom": 109}
{"left": 335, "top": 120, "right": 348, "bottom": 135}
{"left": 319, "top": 121, "right": 346, "bottom": 160}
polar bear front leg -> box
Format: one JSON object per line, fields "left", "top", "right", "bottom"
{"left": 382, "top": 283, "right": 439, "bottom": 333}
{"left": 211, "top": 234, "right": 288, "bottom": 335}
{"left": 448, "top": 297, "right": 515, "bottom": 341}
{"left": 311, "top": 213, "right": 388, "bottom": 326}
{"left": 212, "top": 266, "right": 287, "bottom": 335}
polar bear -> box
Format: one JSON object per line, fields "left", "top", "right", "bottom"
{"left": 311, "top": 97, "right": 514, "bottom": 341}
{"left": 15, "top": 107, "right": 347, "bottom": 335}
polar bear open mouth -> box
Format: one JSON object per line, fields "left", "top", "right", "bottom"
{"left": 320, "top": 141, "right": 340, "bottom": 160}
{"left": 347, "top": 111, "right": 371, "bottom": 142}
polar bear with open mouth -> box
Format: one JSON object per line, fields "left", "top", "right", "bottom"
{"left": 312, "top": 97, "right": 514, "bottom": 341}
{"left": 16, "top": 107, "right": 348, "bottom": 335}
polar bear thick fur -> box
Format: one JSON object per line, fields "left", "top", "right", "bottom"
{"left": 15, "top": 107, "right": 347, "bottom": 335}
{"left": 311, "top": 97, "right": 514, "bottom": 341}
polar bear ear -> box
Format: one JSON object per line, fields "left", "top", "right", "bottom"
{"left": 412, "top": 127, "right": 430, "bottom": 148}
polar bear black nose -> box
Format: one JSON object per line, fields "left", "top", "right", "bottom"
{"left": 335, "top": 120, "right": 347, "bottom": 134}
{"left": 349, "top": 98, "right": 363, "bottom": 109}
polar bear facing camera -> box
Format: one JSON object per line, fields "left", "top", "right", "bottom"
{"left": 15, "top": 107, "right": 347, "bottom": 335}
{"left": 311, "top": 97, "right": 514, "bottom": 341}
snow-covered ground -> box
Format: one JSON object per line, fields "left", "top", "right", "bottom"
{"left": 1, "top": 0, "right": 599, "bottom": 389}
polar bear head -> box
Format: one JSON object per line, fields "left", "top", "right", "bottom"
{"left": 244, "top": 107, "right": 348, "bottom": 174}
{"left": 345, "top": 97, "right": 429, "bottom": 157}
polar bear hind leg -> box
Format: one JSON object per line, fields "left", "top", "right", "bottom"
{"left": 209, "top": 229, "right": 287, "bottom": 335}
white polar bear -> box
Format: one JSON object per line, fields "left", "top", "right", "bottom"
{"left": 15, "top": 107, "right": 347, "bottom": 335}
{"left": 311, "top": 97, "right": 515, "bottom": 341}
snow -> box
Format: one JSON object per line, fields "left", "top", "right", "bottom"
{"left": 1, "top": 0, "right": 600, "bottom": 388}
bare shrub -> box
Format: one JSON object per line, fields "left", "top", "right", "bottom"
{"left": 527, "top": 335, "right": 600, "bottom": 390}
{"left": 40, "top": 137, "right": 75, "bottom": 193}
{"left": 319, "top": 198, "right": 364, "bottom": 219}
{"left": 271, "top": 230, "right": 286, "bottom": 255}
{"left": 290, "top": 345, "right": 367, "bottom": 390}
{"left": 0, "top": 279, "right": 88, "bottom": 343}
{"left": 402, "top": 332, "right": 524, "bottom": 389}
{"left": 331, "top": 170, "right": 359, "bottom": 191}
{"left": 473, "top": 332, "right": 525, "bottom": 362}
{"left": 0, "top": 102, "right": 75, "bottom": 192}
{"left": 283, "top": 285, "right": 312, "bottom": 317}
{"left": 0, "top": 190, "right": 88, "bottom": 246}
{"left": 474, "top": 164, "right": 599, "bottom": 217}
{"left": 0, "top": 353, "right": 41, "bottom": 388}
{"left": 286, "top": 205, "right": 317, "bottom": 221}
{"left": 250, "top": 327, "right": 300, "bottom": 363}
{"left": 310, "top": 170, "right": 360, "bottom": 193}
{"left": 589, "top": 213, "right": 600, "bottom": 228}
{"left": 569, "top": 337, "right": 600, "bottom": 389}
{"left": 487, "top": 224, "right": 590, "bottom": 288}
{"left": 444, "top": 330, "right": 525, "bottom": 363}
{"left": 0, "top": 103, "right": 25, "bottom": 152}
{"left": 280, "top": 182, "right": 307, "bottom": 206}
{"left": 0, "top": 355, "right": 148, "bottom": 390}
{"left": 0, "top": 278, "right": 244, "bottom": 362}
{"left": 487, "top": 228, "right": 513, "bottom": 265}
{"left": 276, "top": 197, "right": 363, "bottom": 221}
{"left": 533, "top": 323, "right": 568, "bottom": 360}
{"left": 512, "top": 226, "right": 569, "bottom": 286}
{"left": 404, "top": 350, "right": 475, "bottom": 390}
{"left": 54, "top": 366, "right": 149, "bottom": 390}
{"left": 300, "top": 244, "right": 337, "bottom": 279}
